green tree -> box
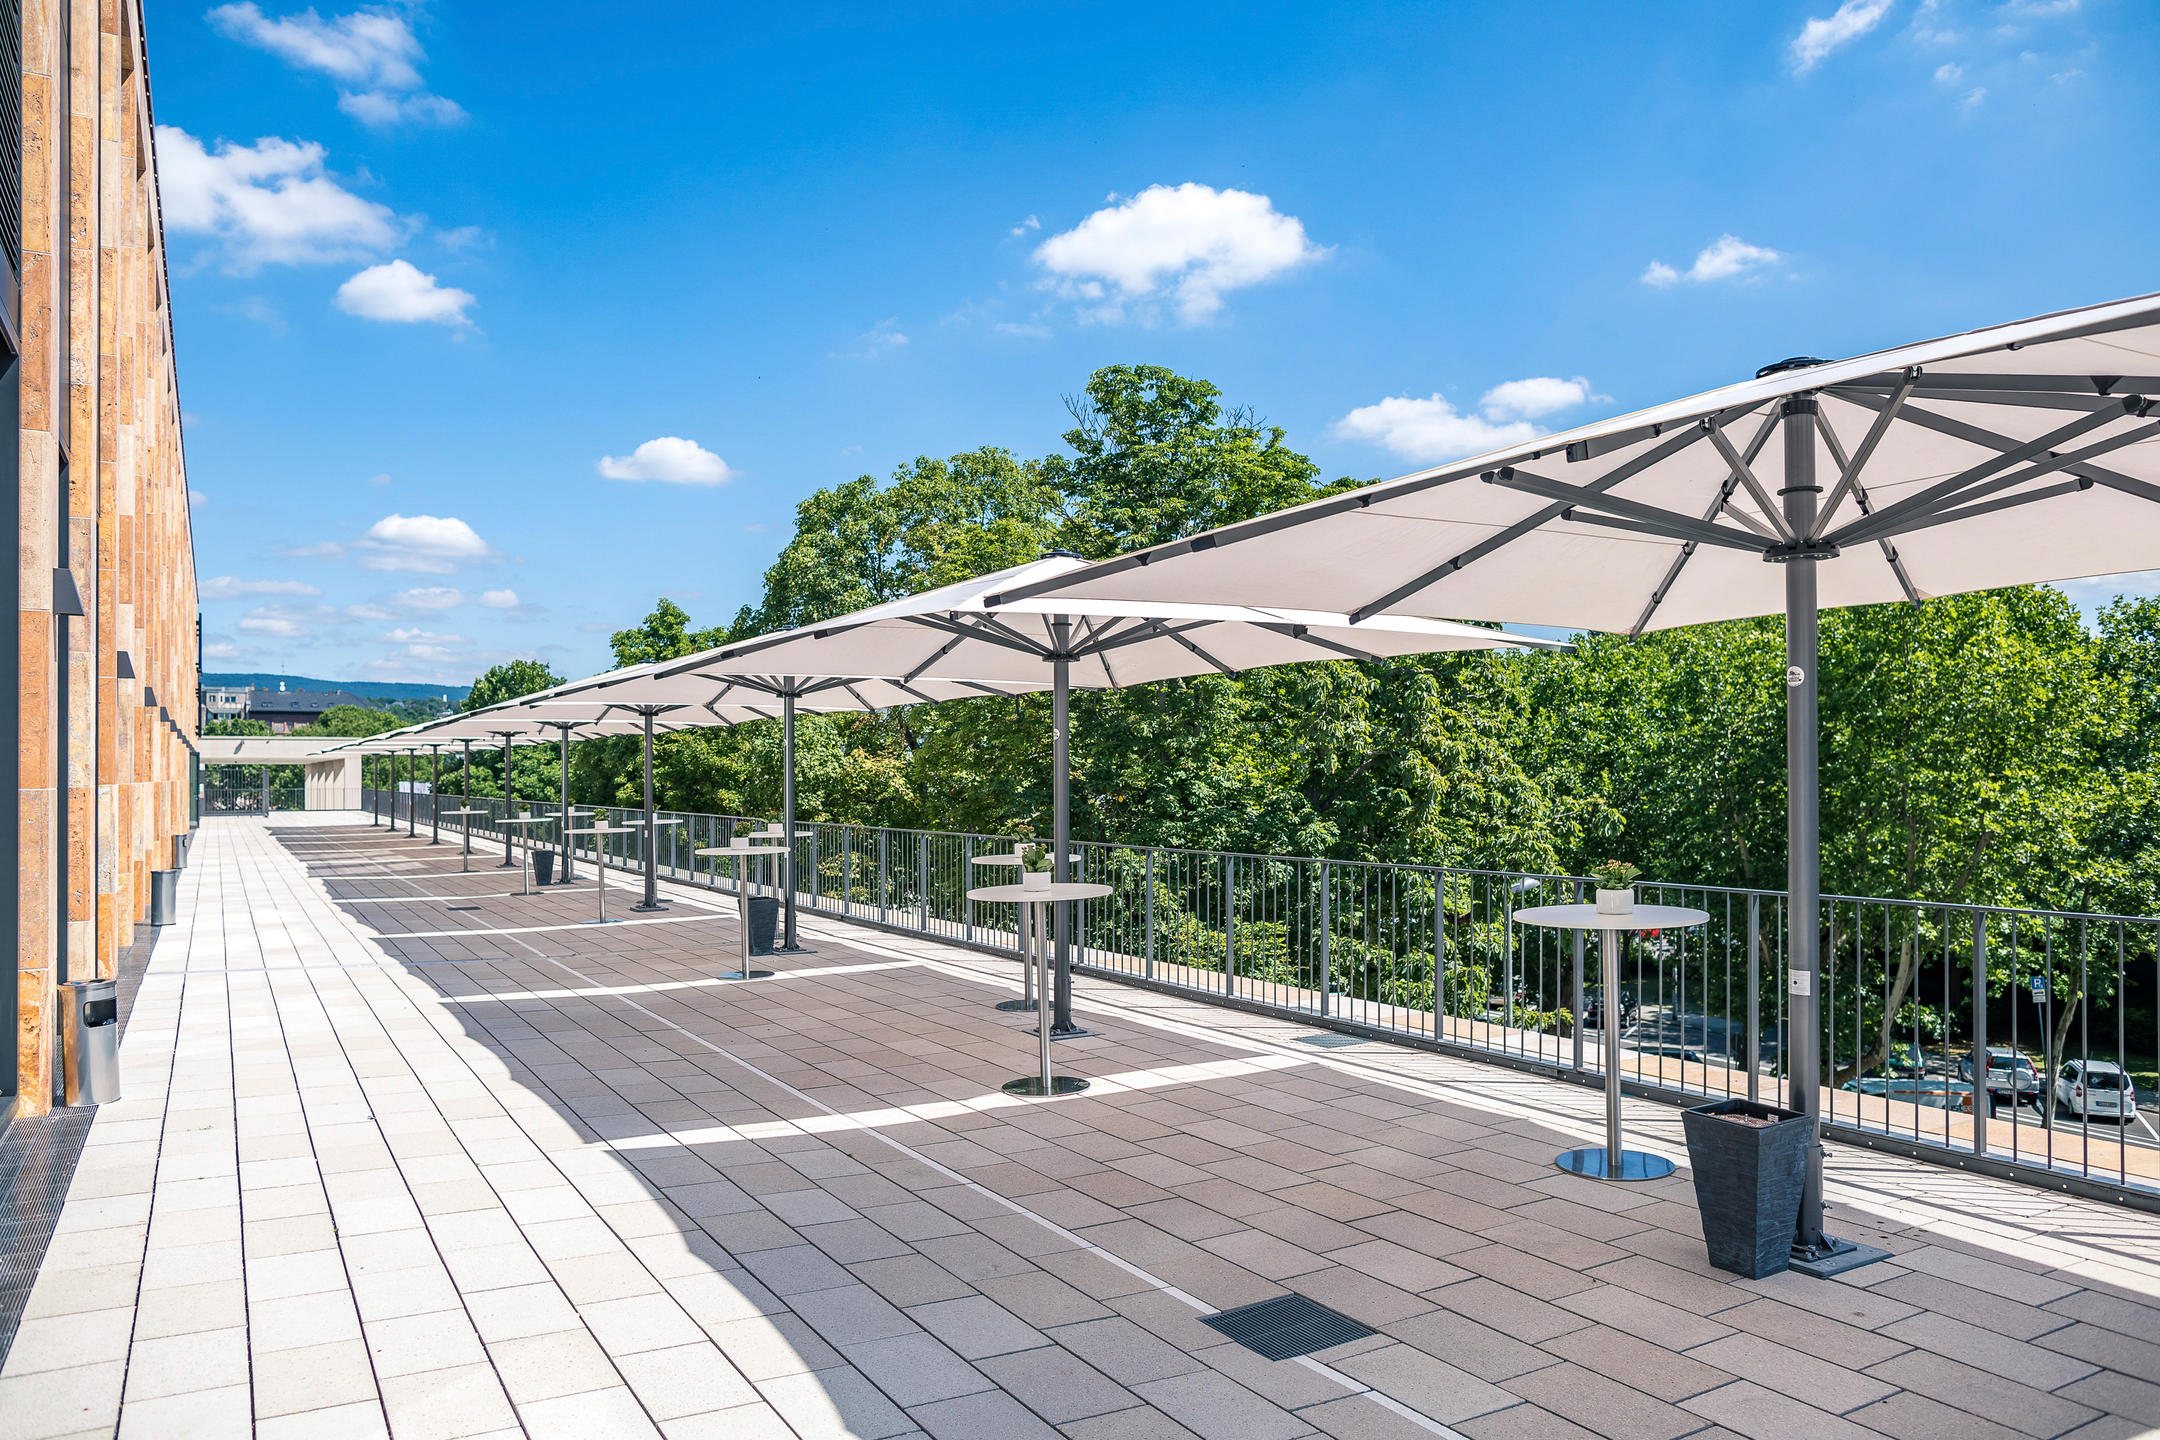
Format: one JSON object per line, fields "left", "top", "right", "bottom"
{"left": 462, "top": 659, "right": 563, "bottom": 712}
{"left": 611, "top": 598, "right": 728, "bottom": 667}
{"left": 300, "top": 704, "right": 400, "bottom": 738}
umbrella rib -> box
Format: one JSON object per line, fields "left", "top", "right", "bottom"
{"left": 1628, "top": 410, "right": 1784, "bottom": 634}
{"left": 1346, "top": 423, "right": 1720, "bottom": 622}
{"left": 1084, "top": 618, "right": 1212, "bottom": 658}
{"left": 902, "top": 628, "right": 971, "bottom": 685}
{"left": 1491, "top": 467, "right": 1772, "bottom": 554}
{"left": 1832, "top": 412, "right": 2160, "bottom": 548}
{"left": 1880, "top": 477, "right": 2096, "bottom": 538}
{"left": 1145, "top": 620, "right": 1239, "bottom": 676}
{"left": 1823, "top": 396, "right": 2137, "bottom": 546}
{"left": 1837, "top": 371, "right": 2160, "bottom": 396}
{"left": 1250, "top": 621, "right": 1381, "bottom": 665}
{"left": 1703, "top": 422, "right": 1796, "bottom": 542}
{"left": 1813, "top": 400, "right": 1922, "bottom": 603}
{"left": 839, "top": 680, "right": 880, "bottom": 712}
{"left": 1815, "top": 371, "right": 1917, "bottom": 536}
{"left": 1072, "top": 616, "right": 1124, "bottom": 689}
{"left": 898, "top": 612, "right": 1047, "bottom": 660}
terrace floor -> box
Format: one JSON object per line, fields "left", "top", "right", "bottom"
{"left": 3, "top": 814, "right": 2159, "bottom": 1440}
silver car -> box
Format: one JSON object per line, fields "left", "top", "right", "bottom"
{"left": 2056, "top": 1060, "right": 2139, "bottom": 1123}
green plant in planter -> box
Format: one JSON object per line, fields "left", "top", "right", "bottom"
{"left": 1589, "top": 860, "right": 1641, "bottom": 890}
{"left": 1021, "top": 843, "right": 1052, "bottom": 873}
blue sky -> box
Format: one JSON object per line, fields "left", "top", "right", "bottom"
{"left": 149, "top": 0, "right": 2158, "bottom": 686}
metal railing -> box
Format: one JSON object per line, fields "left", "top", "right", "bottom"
{"left": 201, "top": 785, "right": 307, "bottom": 813}
{"left": 356, "top": 789, "right": 2160, "bottom": 1206}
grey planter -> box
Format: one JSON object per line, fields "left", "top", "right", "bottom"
{"left": 748, "top": 897, "right": 780, "bottom": 955}
{"left": 532, "top": 851, "right": 556, "bottom": 887}
{"left": 1681, "top": 1098, "right": 1811, "bottom": 1279}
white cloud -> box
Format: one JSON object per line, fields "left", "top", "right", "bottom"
{"left": 476, "top": 589, "right": 522, "bottom": 609}
{"left": 381, "top": 627, "right": 467, "bottom": 644}
{"left": 1334, "top": 375, "right": 1599, "bottom": 465}
{"left": 1791, "top": 0, "right": 1896, "bottom": 73}
{"left": 367, "top": 472, "right": 391, "bottom": 486}
{"left": 833, "top": 318, "right": 908, "bottom": 360}
{"left": 597, "top": 437, "right": 734, "bottom": 487}
{"left": 356, "top": 515, "right": 498, "bottom": 574}
{"left": 1033, "top": 183, "right": 1328, "bottom": 325}
{"left": 1934, "top": 62, "right": 1963, "bottom": 83}
{"left": 201, "top": 575, "right": 324, "bottom": 600}
{"left": 1961, "top": 86, "right": 1988, "bottom": 109}
{"left": 203, "top": 641, "right": 244, "bottom": 660}
{"left": 189, "top": 489, "right": 209, "bottom": 506}
{"left": 238, "top": 612, "right": 309, "bottom": 638}
{"left": 1479, "top": 376, "right": 1597, "bottom": 421}
{"left": 154, "top": 126, "right": 403, "bottom": 271}
{"left": 391, "top": 586, "right": 467, "bottom": 610}
{"left": 336, "top": 260, "right": 475, "bottom": 325}
{"left": 208, "top": 3, "right": 464, "bottom": 127}
{"left": 282, "top": 540, "right": 345, "bottom": 559}
{"left": 1009, "top": 215, "right": 1040, "bottom": 236}
{"left": 1642, "top": 235, "right": 1783, "bottom": 288}
{"left": 345, "top": 603, "right": 395, "bottom": 620}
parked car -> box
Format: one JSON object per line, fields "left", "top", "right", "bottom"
{"left": 1841, "top": 1076, "right": 1978, "bottom": 1112}
{"left": 1581, "top": 986, "right": 1639, "bottom": 1029}
{"left": 1957, "top": 1047, "right": 2041, "bottom": 1108}
{"left": 2055, "top": 1060, "right": 2139, "bottom": 1124}
{"left": 1885, "top": 1043, "right": 1931, "bottom": 1076}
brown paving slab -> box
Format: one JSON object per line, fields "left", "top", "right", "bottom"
{"left": 1501, "top": 1359, "right": 1706, "bottom": 1440}
{"left": 1685, "top": 1331, "right": 1898, "bottom": 1415}
{"left": 1542, "top": 1324, "right": 1736, "bottom": 1403}
{"left": 1860, "top": 1348, "right": 2101, "bottom": 1438}
{"left": 1680, "top": 1378, "right": 1884, "bottom": 1440}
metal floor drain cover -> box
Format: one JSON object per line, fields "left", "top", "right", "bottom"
{"left": 1200, "top": 1294, "right": 1375, "bottom": 1360}
{"left": 1295, "top": 1033, "right": 1368, "bottom": 1049}
{"left": 447, "top": 905, "right": 482, "bottom": 911}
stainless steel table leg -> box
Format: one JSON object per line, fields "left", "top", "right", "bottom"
{"left": 1037, "top": 902, "right": 1053, "bottom": 1090}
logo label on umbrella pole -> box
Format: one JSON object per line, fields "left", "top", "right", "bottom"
{"left": 1787, "top": 666, "right": 1806, "bottom": 688}
{"left": 1788, "top": 968, "right": 1812, "bottom": 996}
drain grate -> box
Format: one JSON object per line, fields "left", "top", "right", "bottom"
{"left": 1295, "top": 1032, "right": 1368, "bottom": 1049}
{"left": 447, "top": 905, "right": 482, "bottom": 911}
{"left": 1200, "top": 1294, "right": 1376, "bottom": 1360}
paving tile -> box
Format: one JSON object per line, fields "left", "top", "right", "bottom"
{"left": 377, "top": 1360, "right": 522, "bottom": 1440}
{"left": 1879, "top": 1311, "right": 2101, "bottom": 1392}
{"left": 1680, "top": 1379, "right": 1882, "bottom": 1440}
{"left": 758, "top": 1364, "right": 919, "bottom": 1440}
{"left": 1542, "top": 1324, "right": 1734, "bottom": 1404}
{"left": 121, "top": 1325, "right": 251, "bottom": 1402}
{"left": 973, "top": 1344, "right": 1136, "bottom": 1422}
{"left": 1132, "top": 1368, "right": 1317, "bottom": 1440}
{"left": 113, "top": 1382, "right": 253, "bottom": 1440}
{"left": 905, "top": 1295, "right": 1047, "bottom": 1360}
{"left": 842, "top": 1331, "right": 995, "bottom": 1407}
{"left": 517, "top": 1384, "right": 663, "bottom": 1439}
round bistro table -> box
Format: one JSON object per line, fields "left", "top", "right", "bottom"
{"left": 696, "top": 842, "right": 789, "bottom": 980}
{"left": 971, "top": 854, "right": 1080, "bottom": 1012}
{"left": 1514, "top": 902, "right": 1709, "bottom": 1181}
{"left": 968, "top": 882, "right": 1111, "bottom": 1097}
{"left": 565, "top": 825, "right": 640, "bottom": 924}
{"left": 439, "top": 809, "right": 488, "bottom": 871}
{"left": 500, "top": 816, "right": 554, "bottom": 894}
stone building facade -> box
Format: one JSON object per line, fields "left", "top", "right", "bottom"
{"left": 4, "top": 0, "right": 197, "bottom": 1116}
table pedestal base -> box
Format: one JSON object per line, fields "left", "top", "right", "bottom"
{"left": 630, "top": 902, "right": 668, "bottom": 913}
{"left": 1002, "top": 1076, "right": 1089, "bottom": 1097}
{"left": 717, "top": 969, "right": 775, "bottom": 982}
{"left": 1025, "top": 1025, "right": 1099, "bottom": 1040}
{"left": 1555, "top": 1147, "right": 1675, "bottom": 1181}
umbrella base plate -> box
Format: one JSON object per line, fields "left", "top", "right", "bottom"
{"left": 717, "top": 970, "right": 775, "bottom": 981}
{"left": 1554, "top": 1147, "right": 1675, "bottom": 1182}
{"left": 1002, "top": 1076, "right": 1089, "bottom": 1097}
{"left": 995, "top": 998, "right": 1039, "bottom": 1012}
{"left": 631, "top": 903, "right": 669, "bottom": 913}
{"left": 581, "top": 917, "right": 626, "bottom": 927}
{"left": 1025, "top": 1026, "right": 1099, "bottom": 1041}
{"left": 1789, "top": 1236, "right": 1892, "bottom": 1279}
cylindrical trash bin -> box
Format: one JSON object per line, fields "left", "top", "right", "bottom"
{"left": 532, "top": 851, "right": 556, "bottom": 887}
{"left": 60, "top": 978, "right": 120, "bottom": 1107}
{"left": 149, "top": 869, "right": 179, "bottom": 926}
{"left": 747, "top": 896, "right": 780, "bottom": 955}
{"left": 173, "top": 832, "right": 190, "bottom": 870}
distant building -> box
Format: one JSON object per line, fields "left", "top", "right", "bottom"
{"left": 247, "top": 687, "right": 372, "bottom": 733}
{"left": 203, "top": 684, "right": 252, "bottom": 723}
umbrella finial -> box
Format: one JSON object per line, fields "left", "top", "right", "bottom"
{"left": 1756, "top": 355, "right": 1827, "bottom": 379}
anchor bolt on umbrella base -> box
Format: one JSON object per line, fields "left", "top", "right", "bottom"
{"left": 1002, "top": 1076, "right": 1089, "bottom": 1097}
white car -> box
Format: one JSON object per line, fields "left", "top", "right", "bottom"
{"left": 2055, "top": 1060, "right": 2139, "bottom": 1123}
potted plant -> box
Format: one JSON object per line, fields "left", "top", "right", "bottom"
{"left": 1680, "top": 1098, "right": 1812, "bottom": 1278}
{"left": 1020, "top": 843, "right": 1053, "bottom": 892}
{"left": 1590, "top": 860, "right": 1640, "bottom": 914}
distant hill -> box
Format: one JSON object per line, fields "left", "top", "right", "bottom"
{"left": 203, "top": 673, "right": 470, "bottom": 704}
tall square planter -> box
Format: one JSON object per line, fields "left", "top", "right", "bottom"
{"left": 1681, "top": 1098, "right": 1811, "bottom": 1279}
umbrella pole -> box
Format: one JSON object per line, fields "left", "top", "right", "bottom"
{"left": 558, "top": 726, "right": 573, "bottom": 883}
{"left": 407, "top": 751, "right": 417, "bottom": 837}
{"left": 635, "top": 709, "right": 665, "bottom": 911}
{"left": 429, "top": 747, "right": 442, "bottom": 844}
{"left": 1051, "top": 618, "right": 1076, "bottom": 1036}
{"left": 781, "top": 691, "right": 800, "bottom": 951}
{"left": 498, "top": 733, "right": 516, "bottom": 867}
{"left": 1782, "top": 396, "right": 1880, "bottom": 1275}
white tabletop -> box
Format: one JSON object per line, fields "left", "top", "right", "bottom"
{"left": 566, "top": 826, "right": 636, "bottom": 836}
{"left": 696, "top": 844, "right": 788, "bottom": 857}
{"left": 971, "top": 853, "right": 1080, "bottom": 866}
{"left": 1513, "top": 903, "right": 1709, "bottom": 931}
{"left": 501, "top": 816, "right": 553, "bottom": 824}
{"left": 440, "top": 808, "right": 488, "bottom": 815}
{"left": 968, "top": 882, "right": 1112, "bottom": 903}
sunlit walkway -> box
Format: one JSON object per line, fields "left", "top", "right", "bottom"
{"left": 3, "top": 814, "right": 2157, "bottom": 1439}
